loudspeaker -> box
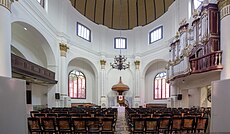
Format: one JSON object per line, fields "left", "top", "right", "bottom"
{"left": 55, "top": 93, "right": 60, "bottom": 99}
{"left": 177, "top": 94, "right": 182, "bottom": 100}
{"left": 26, "top": 90, "right": 32, "bottom": 104}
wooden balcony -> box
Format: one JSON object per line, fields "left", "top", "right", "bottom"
{"left": 11, "top": 54, "right": 57, "bottom": 84}
{"left": 190, "top": 51, "right": 223, "bottom": 74}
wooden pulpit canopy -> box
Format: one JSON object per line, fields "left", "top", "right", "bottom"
{"left": 112, "top": 77, "right": 129, "bottom": 95}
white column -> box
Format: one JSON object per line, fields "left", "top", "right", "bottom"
{"left": 59, "top": 43, "right": 69, "bottom": 107}
{"left": 133, "top": 60, "right": 140, "bottom": 108}
{"left": 219, "top": 0, "right": 230, "bottom": 79}
{"left": 0, "top": 0, "right": 13, "bottom": 77}
{"left": 100, "top": 59, "right": 107, "bottom": 107}
{"left": 134, "top": 60, "right": 140, "bottom": 96}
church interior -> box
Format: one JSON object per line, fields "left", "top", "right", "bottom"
{"left": 1, "top": 0, "right": 230, "bottom": 133}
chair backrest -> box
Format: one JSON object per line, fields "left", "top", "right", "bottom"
{"left": 182, "top": 117, "right": 195, "bottom": 130}
{"left": 145, "top": 118, "right": 159, "bottom": 132}
{"left": 195, "top": 117, "right": 208, "bottom": 132}
{"left": 171, "top": 117, "right": 182, "bottom": 130}
{"left": 87, "top": 118, "right": 101, "bottom": 132}
{"left": 101, "top": 118, "right": 115, "bottom": 132}
{"left": 27, "top": 117, "right": 42, "bottom": 133}
{"left": 158, "top": 118, "right": 171, "bottom": 130}
{"left": 41, "top": 118, "right": 56, "bottom": 131}
{"left": 72, "top": 118, "right": 87, "bottom": 131}
{"left": 56, "top": 118, "right": 72, "bottom": 131}
{"left": 132, "top": 118, "right": 145, "bottom": 132}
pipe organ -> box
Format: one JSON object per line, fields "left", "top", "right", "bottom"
{"left": 167, "top": 3, "right": 222, "bottom": 81}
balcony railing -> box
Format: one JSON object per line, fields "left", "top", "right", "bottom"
{"left": 11, "top": 54, "right": 57, "bottom": 84}
{"left": 190, "top": 51, "right": 223, "bottom": 73}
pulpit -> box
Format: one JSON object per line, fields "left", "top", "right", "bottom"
{"left": 111, "top": 77, "right": 129, "bottom": 106}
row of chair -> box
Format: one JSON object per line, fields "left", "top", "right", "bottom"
{"left": 128, "top": 116, "right": 208, "bottom": 133}
{"left": 28, "top": 117, "right": 116, "bottom": 134}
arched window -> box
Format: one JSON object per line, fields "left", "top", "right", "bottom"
{"left": 154, "top": 72, "right": 170, "bottom": 99}
{"left": 68, "top": 70, "right": 86, "bottom": 99}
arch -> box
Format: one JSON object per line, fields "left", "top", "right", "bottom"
{"left": 11, "top": 21, "right": 56, "bottom": 68}
{"left": 142, "top": 59, "right": 168, "bottom": 78}
{"left": 68, "top": 57, "right": 98, "bottom": 104}
{"left": 68, "top": 57, "right": 98, "bottom": 76}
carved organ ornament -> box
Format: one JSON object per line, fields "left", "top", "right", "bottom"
{"left": 167, "top": 3, "right": 222, "bottom": 82}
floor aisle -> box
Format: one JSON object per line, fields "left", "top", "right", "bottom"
{"left": 115, "top": 106, "right": 130, "bottom": 134}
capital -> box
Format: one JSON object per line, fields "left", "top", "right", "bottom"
{"left": 59, "top": 43, "right": 69, "bottom": 57}
{"left": 134, "top": 60, "right": 140, "bottom": 69}
{"left": 100, "top": 59, "right": 106, "bottom": 69}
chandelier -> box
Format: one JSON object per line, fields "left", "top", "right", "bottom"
{"left": 110, "top": 54, "right": 130, "bottom": 70}
{"left": 110, "top": 0, "right": 130, "bottom": 70}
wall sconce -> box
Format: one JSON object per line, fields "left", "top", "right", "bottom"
{"left": 100, "top": 59, "right": 106, "bottom": 69}
{"left": 134, "top": 60, "right": 140, "bottom": 69}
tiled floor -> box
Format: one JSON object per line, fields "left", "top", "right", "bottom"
{"left": 115, "top": 107, "right": 130, "bottom": 134}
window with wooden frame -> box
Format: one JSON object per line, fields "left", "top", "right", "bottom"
{"left": 154, "top": 72, "right": 170, "bottom": 99}
{"left": 68, "top": 70, "right": 86, "bottom": 99}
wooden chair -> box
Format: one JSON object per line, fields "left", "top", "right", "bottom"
{"left": 170, "top": 117, "right": 182, "bottom": 134}
{"left": 34, "top": 113, "right": 46, "bottom": 118}
{"left": 145, "top": 118, "right": 159, "bottom": 134}
{"left": 41, "top": 118, "right": 57, "bottom": 133}
{"left": 181, "top": 117, "right": 195, "bottom": 133}
{"left": 56, "top": 118, "right": 72, "bottom": 134}
{"left": 57, "top": 113, "right": 70, "bottom": 118}
{"left": 130, "top": 118, "right": 145, "bottom": 134}
{"left": 30, "top": 111, "right": 40, "bottom": 117}
{"left": 194, "top": 117, "right": 208, "bottom": 133}
{"left": 158, "top": 118, "right": 171, "bottom": 134}
{"left": 72, "top": 118, "right": 88, "bottom": 133}
{"left": 27, "top": 117, "right": 43, "bottom": 134}
{"left": 101, "top": 118, "right": 115, "bottom": 134}
{"left": 87, "top": 118, "right": 102, "bottom": 133}
{"left": 46, "top": 113, "right": 57, "bottom": 118}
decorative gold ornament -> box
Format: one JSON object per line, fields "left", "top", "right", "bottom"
{"left": 100, "top": 59, "right": 106, "bottom": 69}
{"left": 59, "top": 43, "right": 69, "bottom": 57}
{"left": 134, "top": 60, "right": 140, "bottom": 69}
{"left": 100, "top": 59, "right": 106, "bottom": 65}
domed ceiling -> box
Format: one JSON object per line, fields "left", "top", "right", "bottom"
{"left": 69, "top": 0, "right": 175, "bottom": 30}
